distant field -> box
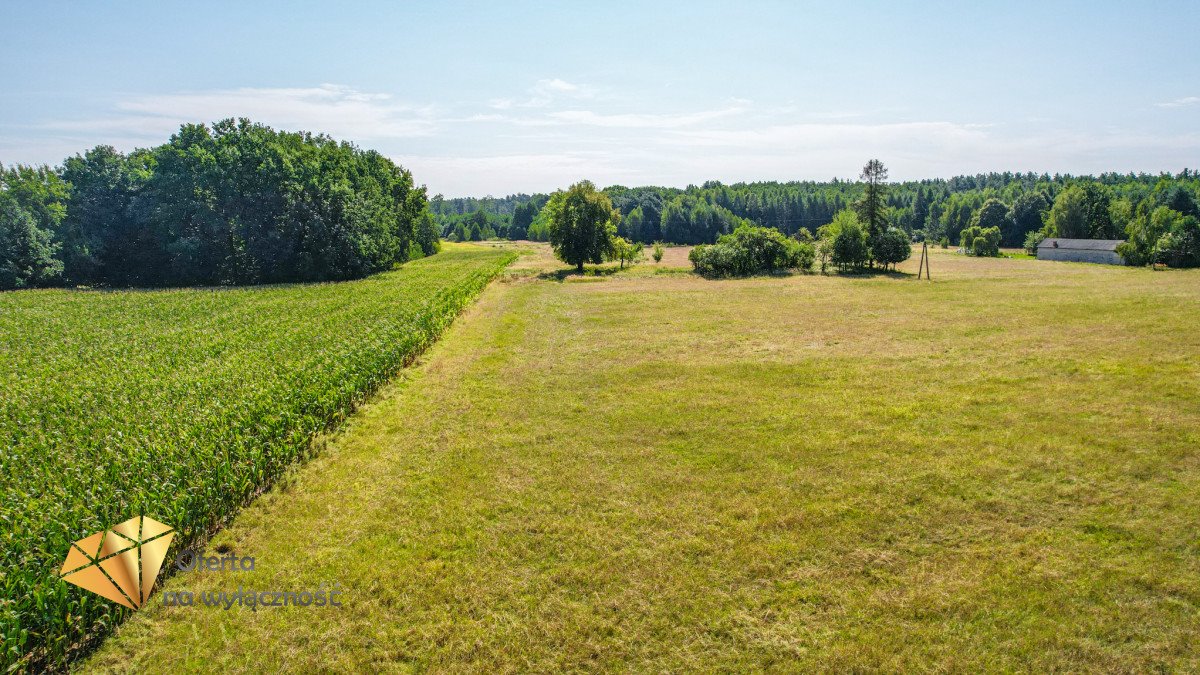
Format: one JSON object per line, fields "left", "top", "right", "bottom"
{"left": 87, "top": 245, "right": 1200, "bottom": 671}
{"left": 0, "top": 244, "right": 515, "bottom": 671}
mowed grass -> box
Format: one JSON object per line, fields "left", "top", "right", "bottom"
{"left": 0, "top": 244, "right": 515, "bottom": 671}
{"left": 87, "top": 246, "right": 1200, "bottom": 672}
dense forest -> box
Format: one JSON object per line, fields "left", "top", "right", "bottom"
{"left": 432, "top": 171, "right": 1200, "bottom": 266}
{"left": 0, "top": 119, "right": 439, "bottom": 290}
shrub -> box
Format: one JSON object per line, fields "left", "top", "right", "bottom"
{"left": 611, "top": 237, "right": 644, "bottom": 269}
{"left": 1151, "top": 215, "right": 1200, "bottom": 268}
{"left": 652, "top": 242, "right": 665, "bottom": 263}
{"left": 1024, "top": 230, "right": 1045, "bottom": 255}
{"left": 689, "top": 224, "right": 808, "bottom": 277}
{"left": 831, "top": 220, "right": 870, "bottom": 271}
{"left": 961, "top": 225, "right": 1001, "bottom": 256}
{"left": 872, "top": 228, "right": 912, "bottom": 270}
{"left": 939, "top": 237, "right": 949, "bottom": 249}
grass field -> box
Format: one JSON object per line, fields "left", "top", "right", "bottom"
{"left": 81, "top": 245, "right": 1200, "bottom": 672}
{"left": 0, "top": 244, "right": 515, "bottom": 671}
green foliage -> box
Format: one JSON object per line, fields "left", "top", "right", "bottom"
{"left": 827, "top": 210, "right": 870, "bottom": 271}
{"left": 854, "top": 159, "right": 889, "bottom": 247}
{"left": 659, "top": 195, "right": 752, "bottom": 245}
{"left": 1150, "top": 215, "right": 1200, "bottom": 268}
{"left": 435, "top": 172, "right": 1198, "bottom": 262}
{"left": 443, "top": 209, "right": 499, "bottom": 242}
{"left": 1046, "top": 186, "right": 1090, "bottom": 238}
{"left": 872, "top": 228, "right": 912, "bottom": 270}
{"left": 688, "top": 224, "right": 811, "bottom": 277}
{"left": 1024, "top": 230, "right": 1046, "bottom": 254}
{"left": 0, "top": 166, "right": 66, "bottom": 289}
{"left": 652, "top": 242, "right": 664, "bottom": 263}
{"left": 4, "top": 120, "right": 436, "bottom": 289}
{"left": 546, "top": 181, "right": 620, "bottom": 272}
{"left": 429, "top": 194, "right": 550, "bottom": 243}
{"left": 610, "top": 237, "right": 645, "bottom": 269}
{"left": 0, "top": 246, "right": 515, "bottom": 671}
{"left": 973, "top": 198, "right": 1011, "bottom": 243}
{"left": 1155, "top": 184, "right": 1200, "bottom": 217}
{"left": 415, "top": 212, "right": 442, "bottom": 257}
{"left": 510, "top": 201, "right": 537, "bottom": 239}
{"left": 1118, "top": 206, "right": 1187, "bottom": 266}
{"left": 1044, "top": 184, "right": 1122, "bottom": 240}
{"left": 0, "top": 197, "right": 63, "bottom": 289}
{"left": 1007, "top": 192, "right": 1049, "bottom": 247}
{"left": 960, "top": 225, "right": 1001, "bottom": 256}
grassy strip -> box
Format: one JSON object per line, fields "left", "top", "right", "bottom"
{"left": 85, "top": 245, "right": 1200, "bottom": 672}
{"left": 0, "top": 244, "right": 515, "bottom": 671}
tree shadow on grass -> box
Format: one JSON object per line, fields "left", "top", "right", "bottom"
{"left": 827, "top": 267, "right": 914, "bottom": 279}
{"left": 537, "top": 266, "right": 623, "bottom": 282}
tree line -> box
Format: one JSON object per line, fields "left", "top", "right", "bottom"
{"left": 1, "top": 119, "right": 440, "bottom": 290}
{"left": 432, "top": 169, "right": 1200, "bottom": 267}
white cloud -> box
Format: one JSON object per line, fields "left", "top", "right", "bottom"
{"left": 537, "top": 106, "right": 747, "bottom": 129}
{"left": 399, "top": 151, "right": 640, "bottom": 196}
{"left": 6, "top": 82, "right": 1199, "bottom": 196}
{"left": 38, "top": 84, "right": 438, "bottom": 145}
{"left": 1156, "top": 96, "right": 1200, "bottom": 108}
{"left": 488, "top": 78, "right": 594, "bottom": 109}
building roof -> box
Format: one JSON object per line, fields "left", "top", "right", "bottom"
{"left": 1037, "top": 238, "right": 1124, "bottom": 251}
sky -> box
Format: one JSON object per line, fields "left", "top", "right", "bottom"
{"left": 1, "top": 1, "right": 1198, "bottom": 197}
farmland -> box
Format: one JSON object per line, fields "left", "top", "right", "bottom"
{"left": 85, "top": 245, "right": 1200, "bottom": 672}
{"left": 0, "top": 244, "right": 515, "bottom": 670}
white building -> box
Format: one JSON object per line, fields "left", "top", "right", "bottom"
{"left": 1036, "top": 238, "right": 1125, "bottom": 265}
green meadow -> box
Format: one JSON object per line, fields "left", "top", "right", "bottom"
{"left": 77, "top": 244, "right": 1200, "bottom": 672}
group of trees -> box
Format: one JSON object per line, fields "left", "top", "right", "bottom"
{"left": 544, "top": 163, "right": 915, "bottom": 278}
{"left": 432, "top": 195, "right": 551, "bottom": 242}
{"left": 1, "top": 119, "right": 440, "bottom": 290}
{"left": 438, "top": 167, "right": 1199, "bottom": 269}
{"left": 806, "top": 161, "right": 911, "bottom": 272}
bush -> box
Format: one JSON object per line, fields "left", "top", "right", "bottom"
{"left": 960, "top": 225, "right": 1001, "bottom": 256}
{"left": 1151, "top": 215, "right": 1200, "bottom": 268}
{"left": 689, "top": 224, "right": 809, "bottom": 277}
{"left": 1023, "top": 230, "right": 1045, "bottom": 255}
{"left": 872, "top": 228, "right": 912, "bottom": 270}
{"left": 652, "top": 242, "right": 664, "bottom": 262}
{"left": 831, "top": 220, "right": 870, "bottom": 271}
{"left": 939, "top": 237, "right": 949, "bottom": 249}
{"left": 611, "top": 237, "right": 644, "bottom": 269}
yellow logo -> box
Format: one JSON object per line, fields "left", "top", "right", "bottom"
{"left": 60, "top": 516, "right": 174, "bottom": 609}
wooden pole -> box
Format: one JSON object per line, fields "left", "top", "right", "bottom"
{"left": 917, "top": 241, "right": 931, "bottom": 280}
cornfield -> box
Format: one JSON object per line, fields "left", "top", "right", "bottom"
{"left": 0, "top": 245, "right": 515, "bottom": 671}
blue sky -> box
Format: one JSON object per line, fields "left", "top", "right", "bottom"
{"left": 2, "top": 1, "right": 1198, "bottom": 196}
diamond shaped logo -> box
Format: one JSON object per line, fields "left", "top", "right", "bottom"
{"left": 60, "top": 516, "right": 174, "bottom": 609}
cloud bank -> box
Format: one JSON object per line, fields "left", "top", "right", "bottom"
{"left": 3, "top": 81, "right": 1198, "bottom": 196}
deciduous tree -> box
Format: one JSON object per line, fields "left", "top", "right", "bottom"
{"left": 546, "top": 180, "right": 619, "bottom": 272}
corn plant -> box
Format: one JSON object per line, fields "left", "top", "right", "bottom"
{"left": 0, "top": 246, "right": 515, "bottom": 671}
